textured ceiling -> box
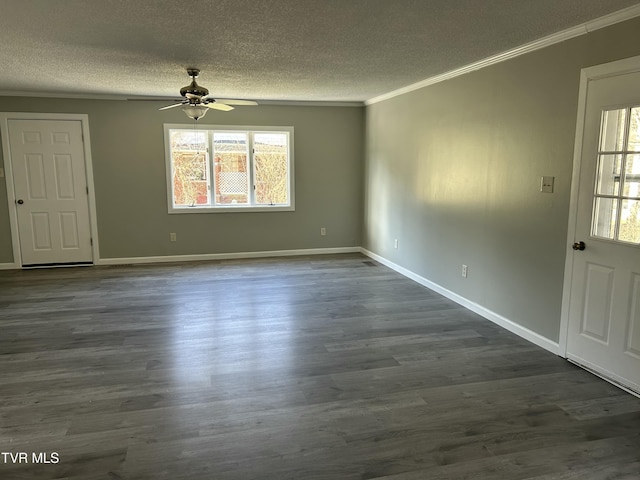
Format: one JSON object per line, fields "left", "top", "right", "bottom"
{"left": 0, "top": 0, "right": 639, "bottom": 102}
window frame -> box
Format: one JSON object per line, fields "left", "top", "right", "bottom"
{"left": 164, "top": 124, "right": 295, "bottom": 214}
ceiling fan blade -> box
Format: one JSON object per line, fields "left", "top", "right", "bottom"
{"left": 159, "top": 103, "right": 185, "bottom": 111}
{"left": 206, "top": 103, "right": 235, "bottom": 112}
{"left": 217, "top": 99, "right": 259, "bottom": 106}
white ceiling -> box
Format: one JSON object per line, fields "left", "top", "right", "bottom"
{"left": 1, "top": 0, "right": 639, "bottom": 103}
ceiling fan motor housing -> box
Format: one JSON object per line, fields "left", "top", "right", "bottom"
{"left": 180, "top": 69, "right": 209, "bottom": 98}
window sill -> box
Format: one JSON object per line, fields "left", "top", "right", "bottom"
{"left": 168, "top": 205, "right": 295, "bottom": 214}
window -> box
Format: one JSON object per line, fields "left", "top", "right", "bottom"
{"left": 165, "top": 124, "right": 294, "bottom": 213}
{"left": 591, "top": 107, "right": 640, "bottom": 244}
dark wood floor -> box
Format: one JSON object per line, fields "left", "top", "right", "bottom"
{"left": 0, "top": 253, "right": 639, "bottom": 479}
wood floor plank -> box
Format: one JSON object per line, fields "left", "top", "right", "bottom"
{"left": 0, "top": 253, "right": 638, "bottom": 479}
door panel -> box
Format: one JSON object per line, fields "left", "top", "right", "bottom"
{"left": 627, "top": 275, "right": 640, "bottom": 357}
{"left": 31, "top": 212, "right": 52, "bottom": 250}
{"left": 580, "top": 262, "right": 614, "bottom": 343}
{"left": 26, "top": 154, "right": 47, "bottom": 199}
{"left": 8, "top": 119, "right": 92, "bottom": 265}
{"left": 59, "top": 212, "right": 80, "bottom": 249}
{"left": 566, "top": 67, "right": 640, "bottom": 393}
{"left": 54, "top": 154, "right": 76, "bottom": 199}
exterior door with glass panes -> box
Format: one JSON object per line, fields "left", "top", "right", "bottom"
{"left": 566, "top": 63, "right": 640, "bottom": 394}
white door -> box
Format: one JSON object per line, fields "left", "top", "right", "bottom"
{"left": 8, "top": 119, "right": 93, "bottom": 266}
{"left": 565, "top": 61, "right": 640, "bottom": 394}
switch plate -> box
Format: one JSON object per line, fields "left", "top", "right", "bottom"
{"left": 170, "top": 232, "right": 177, "bottom": 242}
{"left": 320, "top": 227, "right": 326, "bottom": 236}
{"left": 462, "top": 264, "right": 468, "bottom": 278}
{"left": 540, "top": 176, "right": 555, "bottom": 193}
{"left": 394, "top": 239, "right": 399, "bottom": 249}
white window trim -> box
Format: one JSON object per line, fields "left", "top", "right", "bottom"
{"left": 164, "top": 124, "right": 295, "bottom": 214}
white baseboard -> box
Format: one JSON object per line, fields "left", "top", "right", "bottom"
{"left": 96, "top": 246, "right": 361, "bottom": 266}
{"left": 361, "top": 248, "right": 560, "bottom": 356}
{"left": 0, "top": 262, "right": 18, "bottom": 270}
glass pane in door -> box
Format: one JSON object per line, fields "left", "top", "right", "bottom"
{"left": 623, "top": 154, "right": 640, "bottom": 197}
{"left": 619, "top": 199, "right": 640, "bottom": 244}
{"left": 599, "top": 108, "right": 627, "bottom": 152}
{"left": 592, "top": 197, "right": 617, "bottom": 240}
{"left": 628, "top": 107, "right": 640, "bottom": 152}
{"left": 595, "top": 154, "right": 622, "bottom": 196}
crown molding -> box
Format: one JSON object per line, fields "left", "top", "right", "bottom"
{"left": 365, "top": 3, "right": 640, "bottom": 105}
{"left": 0, "top": 90, "right": 128, "bottom": 101}
{"left": 244, "top": 99, "right": 364, "bottom": 107}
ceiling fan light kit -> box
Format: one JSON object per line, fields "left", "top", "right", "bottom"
{"left": 181, "top": 104, "right": 209, "bottom": 121}
{"left": 161, "top": 68, "right": 258, "bottom": 120}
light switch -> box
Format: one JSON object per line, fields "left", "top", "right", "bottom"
{"left": 540, "top": 176, "right": 554, "bottom": 193}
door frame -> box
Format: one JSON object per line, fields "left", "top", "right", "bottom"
{"left": 0, "top": 112, "right": 100, "bottom": 268}
{"left": 560, "top": 54, "right": 640, "bottom": 358}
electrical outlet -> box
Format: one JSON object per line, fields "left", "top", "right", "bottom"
{"left": 394, "top": 239, "right": 399, "bottom": 249}
{"left": 462, "top": 264, "right": 468, "bottom": 278}
{"left": 170, "top": 232, "right": 177, "bottom": 242}
{"left": 320, "top": 227, "right": 326, "bottom": 236}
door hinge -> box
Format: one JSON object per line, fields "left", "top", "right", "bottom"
{"left": 90, "top": 238, "right": 93, "bottom": 246}
{"left": 86, "top": 186, "right": 89, "bottom": 195}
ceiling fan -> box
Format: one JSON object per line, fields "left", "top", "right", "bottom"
{"left": 160, "top": 68, "right": 258, "bottom": 120}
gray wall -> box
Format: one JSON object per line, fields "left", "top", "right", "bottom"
{"left": 364, "top": 16, "right": 640, "bottom": 342}
{"left": 0, "top": 99, "right": 364, "bottom": 262}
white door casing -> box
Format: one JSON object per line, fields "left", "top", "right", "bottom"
{"left": 0, "top": 113, "right": 99, "bottom": 267}
{"left": 561, "top": 56, "right": 640, "bottom": 395}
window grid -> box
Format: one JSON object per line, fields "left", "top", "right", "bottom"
{"left": 592, "top": 106, "right": 640, "bottom": 244}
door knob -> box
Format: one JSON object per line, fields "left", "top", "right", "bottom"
{"left": 572, "top": 241, "right": 586, "bottom": 251}
{"left": 16, "top": 199, "right": 24, "bottom": 205}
